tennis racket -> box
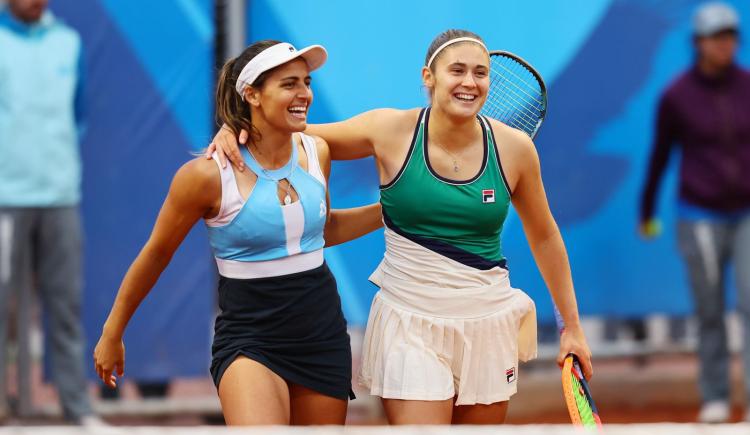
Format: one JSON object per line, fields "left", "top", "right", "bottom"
{"left": 554, "top": 307, "right": 602, "bottom": 428}
{"left": 480, "top": 50, "right": 548, "bottom": 139}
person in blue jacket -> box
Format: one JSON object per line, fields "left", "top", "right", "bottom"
{"left": 0, "top": 0, "right": 102, "bottom": 426}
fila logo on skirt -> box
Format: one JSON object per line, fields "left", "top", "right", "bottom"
{"left": 506, "top": 367, "right": 516, "bottom": 383}
{"left": 482, "top": 189, "right": 495, "bottom": 203}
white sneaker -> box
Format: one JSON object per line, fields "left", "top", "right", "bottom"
{"left": 78, "top": 415, "right": 109, "bottom": 427}
{"left": 698, "top": 400, "right": 730, "bottom": 423}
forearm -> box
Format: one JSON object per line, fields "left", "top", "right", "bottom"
{"left": 641, "top": 97, "right": 676, "bottom": 221}
{"left": 527, "top": 227, "right": 580, "bottom": 328}
{"left": 640, "top": 143, "right": 671, "bottom": 222}
{"left": 324, "top": 203, "right": 383, "bottom": 247}
{"left": 101, "top": 243, "right": 174, "bottom": 339}
{"left": 305, "top": 111, "right": 378, "bottom": 160}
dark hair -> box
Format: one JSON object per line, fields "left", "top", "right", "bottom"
{"left": 425, "top": 29, "right": 485, "bottom": 71}
{"left": 215, "top": 39, "right": 281, "bottom": 144}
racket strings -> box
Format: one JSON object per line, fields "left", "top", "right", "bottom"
{"left": 485, "top": 84, "right": 538, "bottom": 123}
{"left": 484, "top": 90, "right": 538, "bottom": 133}
{"left": 492, "top": 60, "right": 544, "bottom": 109}
{"left": 488, "top": 63, "right": 542, "bottom": 121}
{"left": 571, "top": 373, "right": 597, "bottom": 426}
{"left": 482, "top": 55, "right": 545, "bottom": 137}
{"left": 490, "top": 59, "right": 542, "bottom": 114}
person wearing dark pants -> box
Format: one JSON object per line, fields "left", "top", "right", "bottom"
{"left": 0, "top": 0, "right": 102, "bottom": 426}
{"left": 640, "top": 2, "right": 750, "bottom": 423}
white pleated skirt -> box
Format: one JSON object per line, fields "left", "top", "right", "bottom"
{"left": 358, "top": 229, "right": 537, "bottom": 406}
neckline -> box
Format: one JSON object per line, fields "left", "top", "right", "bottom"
{"left": 691, "top": 64, "right": 739, "bottom": 88}
{"left": 422, "top": 107, "right": 489, "bottom": 185}
{"left": 241, "top": 136, "right": 298, "bottom": 181}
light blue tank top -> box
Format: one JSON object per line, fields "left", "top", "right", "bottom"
{"left": 205, "top": 134, "right": 328, "bottom": 278}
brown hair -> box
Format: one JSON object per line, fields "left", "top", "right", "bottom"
{"left": 215, "top": 40, "right": 281, "bottom": 144}
{"left": 425, "top": 29, "right": 485, "bottom": 71}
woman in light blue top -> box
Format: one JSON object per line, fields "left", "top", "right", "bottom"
{"left": 92, "top": 40, "right": 382, "bottom": 426}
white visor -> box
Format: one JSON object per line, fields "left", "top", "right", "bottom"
{"left": 235, "top": 43, "right": 327, "bottom": 95}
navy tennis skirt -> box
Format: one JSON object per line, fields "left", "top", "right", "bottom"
{"left": 210, "top": 262, "right": 354, "bottom": 400}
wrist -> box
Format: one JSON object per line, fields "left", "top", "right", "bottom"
{"left": 563, "top": 319, "right": 583, "bottom": 331}
{"left": 101, "top": 323, "right": 124, "bottom": 341}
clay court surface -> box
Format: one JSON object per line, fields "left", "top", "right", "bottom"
{"left": 3, "top": 352, "right": 747, "bottom": 427}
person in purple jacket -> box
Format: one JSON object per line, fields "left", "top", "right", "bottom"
{"left": 640, "top": 2, "right": 750, "bottom": 424}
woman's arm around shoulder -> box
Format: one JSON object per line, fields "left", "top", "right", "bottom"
{"left": 307, "top": 107, "right": 420, "bottom": 161}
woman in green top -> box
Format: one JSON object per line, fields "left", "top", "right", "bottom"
{"left": 209, "top": 29, "right": 592, "bottom": 425}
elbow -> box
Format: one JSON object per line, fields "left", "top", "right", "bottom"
{"left": 142, "top": 241, "right": 175, "bottom": 269}
{"left": 323, "top": 231, "right": 342, "bottom": 248}
{"left": 525, "top": 224, "right": 561, "bottom": 249}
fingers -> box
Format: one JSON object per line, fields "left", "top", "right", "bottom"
{"left": 579, "top": 354, "right": 594, "bottom": 380}
{"left": 556, "top": 351, "right": 566, "bottom": 368}
{"left": 217, "top": 146, "right": 228, "bottom": 169}
{"left": 227, "top": 139, "right": 244, "bottom": 172}
{"left": 95, "top": 363, "right": 102, "bottom": 382}
{"left": 205, "top": 143, "right": 216, "bottom": 159}
{"left": 99, "top": 367, "right": 118, "bottom": 388}
{"left": 95, "top": 362, "right": 117, "bottom": 388}
{"left": 94, "top": 355, "right": 123, "bottom": 388}
{"left": 239, "top": 129, "right": 248, "bottom": 145}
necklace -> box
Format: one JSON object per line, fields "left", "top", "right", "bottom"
{"left": 245, "top": 141, "right": 295, "bottom": 205}
{"left": 279, "top": 179, "right": 293, "bottom": 205}
{"left": 432, "top": 141, "right": 469, "bottom": 172}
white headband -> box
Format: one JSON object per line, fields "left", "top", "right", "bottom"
{"left": 235, "top": 42, "right": 327, "bottom": 96}
{"left": 426, "top": 37, "right": 488, "bottom": 68}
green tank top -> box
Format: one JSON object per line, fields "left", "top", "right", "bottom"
{"left": 380, "top": 107, "right": 511, "bottom": 270}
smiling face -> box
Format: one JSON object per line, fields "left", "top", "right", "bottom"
{"left": 423, "top": 42, "right": 490, "bottom": 119}
{"left": 245, "top": 58, "right": 313, "bottom": 133}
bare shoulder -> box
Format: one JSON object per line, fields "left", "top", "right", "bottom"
{"left": 367, "top": 107, "right": 422, "bottom": 150}
{"left": 173, "top": 157, "right": 222, "bottom": 199}
{"left": 180, "top": 156, "right": 221, "bottom": 181}
{"left": 309, "top": 134, "right": 331, "bottom": 159}
{"left": 363, "top": 107, "right": 421, "bottom": 132}
{"left": 485, "top": 117, "right": 537, "bottom": 163}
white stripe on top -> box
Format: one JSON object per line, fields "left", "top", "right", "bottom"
{"left": 215, "top": 249, "right": 324, "bottom": 279}
{"left": 282, "top": 200, "right": 304, "bottom": 255}
{"left": 205, "top": 151, "right": 245, "bottom": 227}
{"left": 299, "top": 133, "right": 327, "bottom": 186}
